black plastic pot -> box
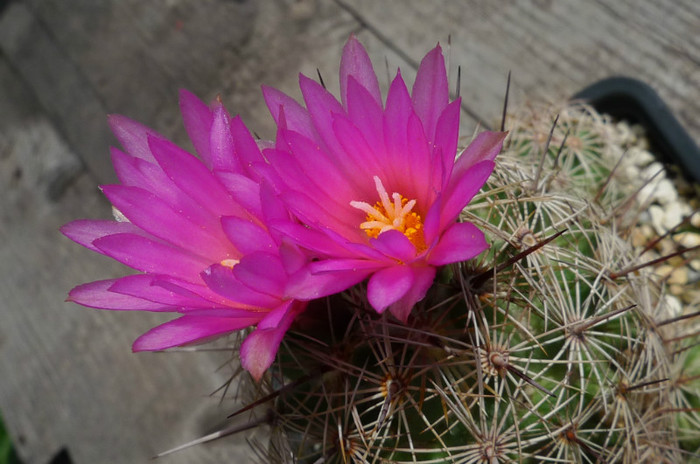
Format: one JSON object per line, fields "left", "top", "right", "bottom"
{"left": 574, "top": 77, "right": 700, "bottom": 184}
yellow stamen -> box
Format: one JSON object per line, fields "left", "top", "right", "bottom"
{"left": 350, "top": 176, "right": 426, "bottom": 251}
{"left": 220, "top": 258, "right": 239, "bottom": 269}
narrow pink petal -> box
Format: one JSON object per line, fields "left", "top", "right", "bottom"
{"left": 60, "top": 219, "right": 143, "bottom": 253}
{"left": 433, "top": 99, "right": 462, "bottom": 185}
{"left": 107, "top": 114, "right": 163, "bottom": 163}
{"left": 201, "top": 264, "right": 282, "bottom": 308}
{"left": 286, "top": 265, "right": 372, "bottom": 300}
{"left": 383, "top": 72, "right": 413, "bottom": 179}
{"left": 108, "top": 274, "right": 218, "bottom": 309}
{"left": 441, "top": 160, "right": 495, "bottom": 230}
{"left": 310, "top": 258, "right": 385, "bottom": 273}
{"left": 422, "top": 198, "right": 442, "bottom": 248}
{"left": 93, "top": 233, "right": 210, "bottom": 282}
{"left": 232, "top": 252, "right": 287, "bottom": 297}
{"left": 147, "top": 136, "right": 248, "bottom": 218}
{"left": 346, "top": 77, "right": 384, "bottom": 153}
{"left": 404, "top": 111, "right": 432, "bottom": 202}
{"left": 260, "top": 181, "right": 293, "bottom": 225}
{"left": 109, "top": 149, "right": 220, "bottom": 230}
{"left": 214, "top": 171, "right": 264, "bottom": 220}
{"left": 221, "top": 216, "right": 275, "bottom": 255}
{"left": 367, "top": 265, "right": 415, "bottom": 313}
{"left": 179, "top": 89, "right": 214, "bottom": 165}
{"left": 299, "top": 73, "right": 346, "bottom": 156}
{"left": 132, "top": 315, "right": 261, "bottom": 351}
{"left": 427, "top": 222, "right": 489, "bottom": 266}
{"left": 101, "top": 185, "right": 230, "bottom": 258}
{"left": 209, "top": 104, "right": 239, "bottom": 172}
{"left": 240, "top": 301, "right": 305, "bottom": 381}
{"left": 388, "top": 266, "right": 435, "bottom": 322}
{"left": 230, "top": 116, "right": 265, "bottom": 179}
{"left": 411, "top": 44, "right": 448, "bottom": 143}
{"left": 262, "top": 85, "right": 319, "bottom": 144}
{"left": 451, "top": 131, "right": 507, "bottom": 181}
{"left": 68, "top": 279, "right": 168, "bottom": 311}
{"left": 371, "top": 230, "right": 417, "bottom": 263}
{"left": 339, "top": 35, "right": 381, "bottom": 108}
{"left": 270, "top": 221, "right": 357, "bottom": 258}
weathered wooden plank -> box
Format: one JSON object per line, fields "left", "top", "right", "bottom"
{"left": 340, "top": 0, "right": 700, "bottom": 145}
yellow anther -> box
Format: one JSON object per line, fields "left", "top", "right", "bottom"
{"left": 350, "top": 176, "right": 426, "bottom": 251}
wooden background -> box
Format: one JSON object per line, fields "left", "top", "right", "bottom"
{"left": 1, "top": 0, "right": 698, "bottom": 462}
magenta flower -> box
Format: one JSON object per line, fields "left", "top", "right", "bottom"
{"left": 260, "top": 36, "right": 506, "bottom": 321}
{"left": 61, "top": 90, "right": 311, "bottom": 381}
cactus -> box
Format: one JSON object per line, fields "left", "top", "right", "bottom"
{"left": 231, "top": 100, "right": 700, "bottom": 463}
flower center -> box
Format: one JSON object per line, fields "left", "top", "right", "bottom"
{"left": 350, "top": 176, "right": 426, "bottom": 251}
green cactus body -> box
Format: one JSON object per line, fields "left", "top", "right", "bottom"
{"left": 249, "top": 101, "right": 700, "bottom": 464}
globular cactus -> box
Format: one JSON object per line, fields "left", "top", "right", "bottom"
{"left": 241, "top": 100, "right": 700, "bottom": 463}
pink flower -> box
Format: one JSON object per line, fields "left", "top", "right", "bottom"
{"left": 260, "top": 36, "right": 506, "bottom": 321}
{"left": 61, "top": 90, "right": 311, "bottom": 381}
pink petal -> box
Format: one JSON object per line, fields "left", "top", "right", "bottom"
{"left": 147, "top": 136, "right": 247, "bottom": 218}
{"left": 221, "top": 216, "right": 275, "bottom": 255}
{"left": 441, "top": 160, "right": 495, "bottom": 230}
{"left": 132, "top": 315, "right": 261, "bottom": 351}
{"left": 60, "top": 219, "right": 143, "bottom": 253}
{"left": 107, "top": 114, "right": 163, "bottom": 163}
{"left": 339, "top": 35, "right": 381, "bottom": 108}
{"left": 427, "top": 222, "right": 489, "bottom": 266}
{"left": 433, "top": 99, "right": 462, "bottom": 185}
{"left": 230, "top": 116, "right": 265, "bottom": 179}
{"left": 367, "top": 265, "right": 415, "bottom": 313}
{"left": 68, "top": 279, "right": 168, "bottom": 311}
{"left": 209, "top": 104, "right": 239, "bottom": 172}
{"left": 299, "top": 73, "right": 346, "bottom": 156}
{"left": 179, "top": 89, "right": 214, "bottom": 165}
{"left": 452, "top": 131, "right": 507, "bottom": 181}
{"left": 411, "top": 44, "right": 448, "bottom": 143}
{"left": 371, "top": 230, "right": 417, "bottom": 263}
{"left": 345, "top": 76, "right": 384, "bottom": 155}
{"left": 383, "top": 71, "right": 413, "bottom": 177}
{"left": 201, "top": 264, "right": 282, "bottom": 308}
{"left": 93, "top": 233, "right": 210, "bottom": 282}
{"left": 108, "top": 274, "right": 218, "bottom": 309}
{"left": 214, "top": 171, "right": 263, "bottom": 220}
{"left": 262, "top": 85, "right": 319, "bottom": 144}
{"left": 388, "top": 266, "right": 435, "bottom": 322}
{"left": 287, "top": 265, "right": 372, "bottom": 300}
{"left": 240, "top": 301, "right": 304, "bottom": 381}
{"left": 232, "top": 252, "right": 287, "bottom": 298}
{"left": 101, "top": 185, "right": 230, "bottom": 258}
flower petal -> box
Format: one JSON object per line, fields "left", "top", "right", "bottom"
{"left": 441, "top": 160, "right": 495, "bottom": 229}
{"left": 367, "top": 265, "right": 416, "bottom": 313}
{"left": 340, "top": 35, "right": 382, "bottom": 108}
{"left": 179, "top": 89, "right": 214, "bottom": 166}
{"left": 101, "top": 184, "right": 230, "bottom": 258}
{"left": 388, "top": 266, "right": 435, "bottom": 322}
{"left": 201, "top": 263, "right": 282, "bottom": 308}
{"left": 68, "top": 279, "right": 168, "bottom": 311}
{"left": 371, "top": 230, "right": 417, "bottom": 263}
{"left": 93, "top": 233, "right": 210, "bottom": 282}
{"left": 132, "top": 315, "right": 261, "bottom": 351}
{"left": 427, "top": 222, "right": 489, "bottom": 266}
{"left": 108, "top": 114, "right": 163, "bottom": 163}
{"left": 221, "top": 216, "right": 276, "bottom": 255}
{"left": 60, "top": 219, "right": 143, "bottom": 253}
{"left": 452, "top": 131, "right": 507, "bottom": 180}
{"left": 411, "top": 44, "right": 448, "bottom": 143}
{"left": 240, "top": 301, "right": 305, "bottom": 381}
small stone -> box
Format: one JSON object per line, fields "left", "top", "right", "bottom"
{"left": 675, "top": 232, "right": 700, "bottom": 249}
{"left": 668, "top": 267, "right": 688, "bottom": 285}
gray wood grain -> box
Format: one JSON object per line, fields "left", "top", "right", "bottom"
{"left": 1, "top": 0, "right": 698, "bottom": 463}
